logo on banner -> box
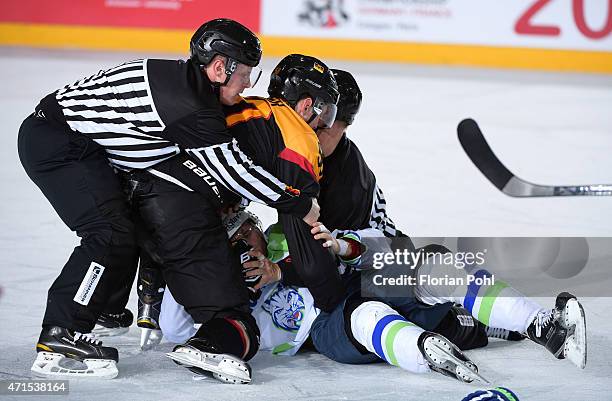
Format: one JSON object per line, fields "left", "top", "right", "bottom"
{"left": 74, "top": 262, "right": 105, "bottom": 306}
{"left": 298, "top": 0, "right": 349, "bottom": 28}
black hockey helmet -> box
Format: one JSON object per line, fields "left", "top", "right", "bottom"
{"left": 268, "top": 54, "right": 339, "bottom": 128}
{"left": 190, "top": 18, "right": 262, "bottom": 86}
{"left": 331, "top": 69, "right": 362, "bottom": 125}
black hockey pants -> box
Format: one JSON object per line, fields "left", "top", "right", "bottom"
{"left": 17, "top": 114, "right": 139, "bottom": 332}
{"left": 124, "top": 170, "right": 253, "bottom": 324}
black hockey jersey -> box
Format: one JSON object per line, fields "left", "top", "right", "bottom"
{"left": 319, "top": 134, "right": 401, "bottom": 236}
{"left": 222, "top": 96, "right": 322, "bottom": 199}
{"left": 35, "top": 58, "right": 308, "bottom": 214}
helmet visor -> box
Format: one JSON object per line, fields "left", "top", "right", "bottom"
{"left": 313, "top": 102, "right": 338, "bottom": 129}
{"left": 248, "top": 66, "right": 262, "bottom": 88}
{"left": 230, "top": 62, "right": 262, "bottom": 89}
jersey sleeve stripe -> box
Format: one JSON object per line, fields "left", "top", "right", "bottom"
{"left": 210, "top": 145, "right": 280, "bottom": 202}
{"left": 278, "top": 147, "right": 316, "bottom": 179}
{"left": 187, "top": 148, "right": 266, "bottom": 204}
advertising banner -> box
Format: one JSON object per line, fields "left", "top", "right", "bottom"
{"left": 262, "top": 0, "right": 612, "bottom": 52}
{"left": 2, "top": 0, "right": 260, "bottom": 32}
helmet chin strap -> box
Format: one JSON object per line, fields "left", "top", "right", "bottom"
{"left": 222, "top": 57, "right": 238, "bottom": 86}
{"left": 206, "top": 56, "right": 237, "bottom": 89}
{"left": 306, "top": 111, "right": 318, "bottom": 126}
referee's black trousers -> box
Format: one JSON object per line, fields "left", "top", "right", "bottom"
{"left": 17, "top": 113, "right": 139, "bottom": 333}
{"left": 126, "top": 171, "right": 253, "bottom": 324}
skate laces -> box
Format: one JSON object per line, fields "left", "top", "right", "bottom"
{"left": 534, "top": 310, "right": 554, "bottom": 338}
{"left": 74, "top": 332, "right": 102, "bottom": 346}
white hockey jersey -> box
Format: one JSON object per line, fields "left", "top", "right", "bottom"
{"left": 159, "top": 224, "right": 374, "bottom": 355}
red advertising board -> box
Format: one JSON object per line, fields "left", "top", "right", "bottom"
{"left": 1, "top": 0, "right": 261, "bottom": 32}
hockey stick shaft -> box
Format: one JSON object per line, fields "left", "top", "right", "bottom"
{"left": 457, "top": 118, "right": 612, "bottom": 197}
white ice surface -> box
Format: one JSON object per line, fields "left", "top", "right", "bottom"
{"left": 0, "top": 47, "right": 611, "bottom": 400}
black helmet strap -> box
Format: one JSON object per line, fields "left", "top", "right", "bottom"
{"left": 222, "top": 56, "right": 238, "bottom": 86}
{"left": 205, "top": 56, "right": 238, "bottom": 87}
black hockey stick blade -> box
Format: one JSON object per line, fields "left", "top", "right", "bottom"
{"left": 457, "top": 118, "right": 513, "bottom": 191}
{"left": 457, "top": 118, "right": 612, "bottom": 197}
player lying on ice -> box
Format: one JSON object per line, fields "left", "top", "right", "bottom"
{"left": 153, "top": 209, "right": 586, "bottom": 386}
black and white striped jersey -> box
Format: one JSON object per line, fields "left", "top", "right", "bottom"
{"left": 55, "top": 59, "right": 179, "bottom": 169}
{"left": 37, "top": 58, "right": 306, "bottom": 212}
{"left": 369, "top": 184, "right": 398, "bottom": 237}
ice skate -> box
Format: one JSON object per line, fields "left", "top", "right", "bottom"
{"left": 167, "top": 337, "right": 251, "bottom": 384}
{"left": 137, "top": 267, "right": 164, "bottom": 350}
{"left": 92, "top": 309, "right": 133, "bottom": 337}
{"left": 418, "top": 332, "right": 490, "bottom": 384}
{"left": 137, "top": 296, "right": 163, "bottom": 350}
{"left": 526, "top": 292, "right": 587, "bottom": 369}
{"left": 31, "top": 326, "right": 118, "bottom": 379}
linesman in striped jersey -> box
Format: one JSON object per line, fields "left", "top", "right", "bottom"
{"left": 117, "top": 55, "right": 347, "bottom": 381}
{"left": 18, "top": 19, "right": 319, "bottom": 379}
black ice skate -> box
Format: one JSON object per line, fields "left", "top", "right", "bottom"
{"left": 31, "top": 326, "right": 118, "bottom": 379}
{"left": 526, "top": 292, "right": 587, "bottom": 369}
{"left": 92, "top": 309, "right": 133, "bottom": 337}
{"left": 417, "top": 331, "right": 490, "bottom": 384}
{"left": 485, "top": 326, "right": 525, "bottom": 341}
{"left": 137, "top": 267, "right": 165, "bottom": 350}
{"left": 167, "top": 337, "right": 252, "bottom": 384}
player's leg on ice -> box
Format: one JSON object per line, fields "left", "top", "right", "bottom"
{"left": 349, "top": 300, "right": 488, "bottom": 383}
{"left": 311, "top": 295, "right": 488, "bottom": 383}
{"left": 19, "top": 113, "right": 139, "bottom": 379}
{"left": 416, "top": 256, "right": 586, "bottom": 368}
{"left": 167, "top": 313, "right": 259, "bottom": 384}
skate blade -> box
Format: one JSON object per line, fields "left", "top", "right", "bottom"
{"left": 137, "top": 316, "right": 159, "bottom": 330}
{"left": 562, "top": 299, "right": 587, "bottom": 369}
{"left": 31, "top": 352, "right": 118, "bottom": 379}
{"left": 92, "top": 325, "right": 129, "bottom": 337}
{"left": 140, "top": 328, "right": 163, "bottom": 351}
{"left": 166, "top": 348, "right": 251, "bottom": 384}
{"left": 426, "top": 338, "right": 490, "bottom": 384}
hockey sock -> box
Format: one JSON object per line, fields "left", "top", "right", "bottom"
{"left": 350, "top": 301, "right": 429, "bottom": 373}
{"left": 198, "top": 317, "right": 259, "bottom": 361}
{"left": 416, "top": 260, "right": 544, "bottom": 334}
{"left": 460, "top": 269, "right": 545, "bottom": 333}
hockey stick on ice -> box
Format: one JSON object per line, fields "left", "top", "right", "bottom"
{"left": 457, "top": 118, "right": 612, "bottom": 197}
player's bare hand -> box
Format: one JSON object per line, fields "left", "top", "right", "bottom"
{"left": 302, "top": 198, "right": 320, "bottom": 226}
{"left": 311, "top": 222, "right": 340, "bottom": 254}
{"left": 243, "top": 250, "right": 281, "bottom": 290}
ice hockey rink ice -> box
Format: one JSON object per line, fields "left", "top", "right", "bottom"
{"left": 0, "top": 47, "right": 611, "bottom": 400}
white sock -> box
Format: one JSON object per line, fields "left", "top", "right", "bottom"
{"left": 350, "top": 301, "right": 429, "bottom": 373}
{"left": 416, "top": 261, "right": 544, "bottom": 333}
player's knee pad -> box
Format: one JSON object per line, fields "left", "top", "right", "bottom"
{"left": 349, "top": 301, "right": 398, "bottom": 351}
